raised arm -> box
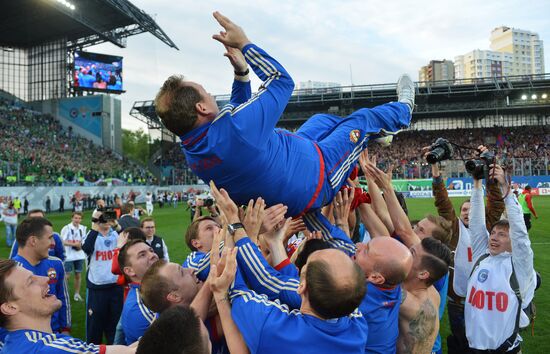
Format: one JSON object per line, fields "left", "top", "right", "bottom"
{"left": 469, "top": 178, "right": 488, "bottom": 263}
{"left": 485, "top": 179, "right": 505, "bottom": 229}
{"left": 492, "top": 165, "right": 535, "bottom": 301}
{"left": 364, "top": 161, "right": 420, "bottom": 247}
{"left": 212, "top": 12, "right": 294, "bottom": 145}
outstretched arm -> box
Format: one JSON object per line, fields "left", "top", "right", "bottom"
{"left": 212, "top": 12, "right": 294, "bottom": 145}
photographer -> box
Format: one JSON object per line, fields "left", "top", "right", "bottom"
{"left": 465, "top": 152, "right": 535, "bottom": 353}
{"left": 423, "top": 141, "right": 504, "bottom": 354}
{"left": 82, "top": 208, "right": 123, "bottom": 344}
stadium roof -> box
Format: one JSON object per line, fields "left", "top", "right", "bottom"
{"left": 0, "top": 0, "right": 178, "bottom": 49}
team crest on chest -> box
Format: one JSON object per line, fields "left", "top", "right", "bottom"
{"left": 47, "top": 267, "right": 57, "bottom": 284}
{"left": 477, "top": 269, "right": 489, "bottom": 283}
{"left": 349, "top": 130, "right": 360, "bottom": 143}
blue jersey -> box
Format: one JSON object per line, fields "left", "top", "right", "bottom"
{"left": 10, "top": 233, "right": 65, "bottom": 261}
{"left": 121, "top": 283, "right": 156, "bottom": 345}
{"left": 183, "top": 251, "right": 211, "bottom": 282}
{"left": 229, "top": 270, "right": 368, "bottom": 354}
{"left": 0, "top": 327, "right": 8, "bottom": 350}
{"left": 12, "top": 255, "right": 70, "bottom": 332}
{"left": 2, "top": 329, "right": 103, "bottom": 354}
{"left": 431, "top": 272, "right": 449, "bottom": 353}
{"left": 360, "top": 283, "right": 401, "bottom": 354}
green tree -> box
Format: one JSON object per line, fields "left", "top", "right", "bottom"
{"left": 122, "top": 128, "right": 151, "bottom": 165}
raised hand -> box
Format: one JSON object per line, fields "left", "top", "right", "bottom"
{"left": 210, "top": 247, "right": 238, "bottom": 299}
{"left": 209, "top": 181, "right": 240, "bottom": 223}
{"left": 260, "top": 204, "right": 288, "bottom": 234}
{"left": 218, "top": 33, "right": 248, "bottom": 72}
{"left": 242, "top": 197, "right": 266, "bottom": 243}
{"left": 212, "top": 12, "right": 251, "bottom": 50}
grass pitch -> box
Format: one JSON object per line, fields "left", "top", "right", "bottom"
{"left": 1, "top": 196, "right": 548, "bottom": 353}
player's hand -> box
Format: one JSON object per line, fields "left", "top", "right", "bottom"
{"left": 209, "top": 181, "right": 240, "bottom": 223}
{"left": 212, "top": 12, "right": 251, "bottom": 50}
{"left": 210, "top": 247, "right": 238, "bottom": 299}
{"left": 285, "top": 217, "right": 306, "bottom": 240}
{"left": 218, "top": 33, "right": 248, "bottom": 72}
{"left": 262, "top": 217, "right": 292, "bottom": 245}
{"left": 333, "top": 188, "right": 354, "bottom": 226}
{"left": 260, "top": 204, "right": 288, "bottom": 234}
{"left": 242, "top": 197, "right": 265, "bottom": 243}
{"left": 117, "top": 231, "right": 129, "bottom": 248}
{"left": 364, "top": 162, "right": 394, "bottom": 192}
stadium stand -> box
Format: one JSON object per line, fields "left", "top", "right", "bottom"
{"left": 0, "top": 99, "right": 152, "bottom": 186}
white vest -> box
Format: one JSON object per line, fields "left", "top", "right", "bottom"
{"left": 465, "top": 254, "right": 526, "bottom": 350}
{"left": 452, "top": 220, "right": 473, "bottom": 297}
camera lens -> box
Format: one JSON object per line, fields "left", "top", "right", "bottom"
{"left": 426, "top": 148, "right": 445, "bottom": 164}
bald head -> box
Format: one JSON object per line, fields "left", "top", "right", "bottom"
{"left": 303, "top": 249, "right": 366, "bottom": 319}
{"left": 355, "top": 237, "right": 413, "bottom": 287}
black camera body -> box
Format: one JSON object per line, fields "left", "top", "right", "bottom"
{"left": 203, "top": 198, "right": 215, "bottom": 207}
{"left": 426, "top": 138, "right": 454, "bottom": 164}
{"left": 465, "top": 150, "right": 496, "bottom": 180}
{"left": 94, "top": 207, "right": 118, "bottom": 223}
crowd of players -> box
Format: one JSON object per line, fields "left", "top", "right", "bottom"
{"left": 0, "top": 146, "right": 539, "bottom": 354}
{"left": 0, "top": 99, "right": 151, "bottom": 186}
{"left": 0, "top": 11, "right": 541, "bottom": 354}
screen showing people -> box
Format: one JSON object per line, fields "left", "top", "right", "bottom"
{"left": 73, "top": 51, "right": 123, "bottom": 91}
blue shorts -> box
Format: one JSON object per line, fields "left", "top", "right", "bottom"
{"left": 64, "top": 259, "right": 84, "bottom": 273}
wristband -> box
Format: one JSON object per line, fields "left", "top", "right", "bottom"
{"left": 234, "top": 68, "right": 249, "bottom": 76}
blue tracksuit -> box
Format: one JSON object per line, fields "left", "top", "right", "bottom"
{"left": 121, "top": 283, "right": 156, "bottom": 345}
{"left": 0, "top": 327, "right": 8, "bottom": 350}
{"left": 10, "top": 232, "right": 65, "bottom": 261}
{"left": 183, "top": 250, "right": 211, "bottom": 282}
{"left": 12, "top": 255, "right": 70, "bottom": 333}
{"left": 360, "top": 283, "right": 401, "bottom": 354}
{"left": 230, "top": 269, "right": 368, "bottom": 354}
{"left": 431, "top": 272, "right": 449, "bottom": 354}
{"left": 180, "top": 43, "right": 411, "bottom": 217}
{"left": 2, "top": 330, "right": 103, "bottom": 354}
{"left": 237, "top": 209, "right": 404, "bottom": 353}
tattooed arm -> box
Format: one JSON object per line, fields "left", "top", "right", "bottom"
{"left": 397, "top": 288, "right": 440, "bottom": 354}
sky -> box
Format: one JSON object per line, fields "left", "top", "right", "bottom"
{"left": 88, "top": 0, "right": 550, "bottom": 132}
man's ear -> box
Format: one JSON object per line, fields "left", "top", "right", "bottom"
{"left": 297, "top": 279, "right": 307, "bottom": 296}
{"left": 0, "top": 301, "right": 19, "bottom": 317}
{"left": 195, "top": 102, "right": 209, "bottom": 116}
{"left": 167, "top": 291, "right": 181, "bottom": 304}
{"left": 123, "top": 266, "right": 136, "bottom": 279}
{"left": 191, "top": 239, "right": 201, "bottom": 250}
{"left": 418, "top": 270, "right": 430, "bottom": 281}
{"left": 366, "top": 271, "right": 386, "bottom": 285}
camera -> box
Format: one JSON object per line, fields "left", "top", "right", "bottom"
{"left": 92, "top": 207, "right": 118, "bottom": 223}
{"left": 465, "top": 150, "right": 496, "bottom": 180}
{"left": 425, "top": 138, "right": 454, "bottom": 164}
{"left": 203, "top": 198, "right": 215, "bottom": 207}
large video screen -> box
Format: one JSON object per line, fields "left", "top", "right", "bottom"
{"left": 73, "top": 51, "right": 123, "bottom": 92}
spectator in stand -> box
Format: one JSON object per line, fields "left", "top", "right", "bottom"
{"left": 60, "top": 212, "right": 88, "bottom": 302}
{"left": 2, "top": 202, "right": 18, "bottom": 247}
{"left": 518, "top": 185, "right": 538, "bottom": 230}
